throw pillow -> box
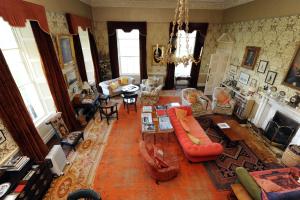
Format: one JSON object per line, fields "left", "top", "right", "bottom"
{"left": 187, "top": 133, "right": 201, "bottom": 145}
{"left": 120, "top": 77, "right": 128, "bottom": 85}
{"left": 216, "top": 90, "right": 230, "bottom": 105}
{"left": 180, "top": 118, "right": 191, "bottom": 132}
{"left": 175, "top": 108, "right": 187, "bottom": 120}
{"left": 187, "top": 93, "right": 198, "bottom": 104}
{"left": 110, "top": 81, "right": 119, "bottom": 90}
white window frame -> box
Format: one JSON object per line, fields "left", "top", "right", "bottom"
{"left": 116, "top": 29, "right": 140, "bottom": 76}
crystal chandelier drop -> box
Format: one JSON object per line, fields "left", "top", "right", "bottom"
{"left": 155, "top": 0, "right": 202, "bottom": 66}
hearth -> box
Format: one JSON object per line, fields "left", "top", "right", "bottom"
{"left": 264, "top": 112, "right": 299, "bottom": 149}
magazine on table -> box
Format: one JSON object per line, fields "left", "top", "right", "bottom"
{"left": 142, "top": 123, "right": 155, "bottom": 132}
{"left": 217, "top": 123, "right": 230, "bottom": 129}
{"left": 141, "top": 113, "right": 152, "bottom": 124}
{"left": 159, "top": 116, "right": 173, "bottom": 131}
{"left": 142, "top": 106, "right": 152, "bottom": 113}
{"left": 155, "top": 105, "right": 167, "bottom": 111}
{"left": 156, "top": 109, "right": 167, "bottom": 117}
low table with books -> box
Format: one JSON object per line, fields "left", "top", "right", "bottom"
{"left": 141, "top": 105, "right": 174, "bottom": 144}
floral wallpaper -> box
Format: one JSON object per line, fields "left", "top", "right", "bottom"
{"left": 0, "top": 119, "right": 18, "bottom": 164}
{"left": 222, "top": 14, "right": 300, "bottom": 98}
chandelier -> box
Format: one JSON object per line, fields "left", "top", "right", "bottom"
{"left": 154, "top": 0, "right": 202, "bottom": 66}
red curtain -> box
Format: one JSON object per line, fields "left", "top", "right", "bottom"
{"left": 0, "top": 49, "right": 48, "bottom": 161}
{"left": 88, "top": 30, "right": 101, "bottom": 90}
{"left": 0, "top": 0, "right": 49, "bottom": 32}
{"left": 30, "top": 21, "right": 81, "bottom": 131}
{"left": 66, "top": 13, "right": 88, "bottom": 82}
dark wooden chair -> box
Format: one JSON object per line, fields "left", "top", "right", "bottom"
{"left": 45, "top": 112, "right": 84, "bottom": 151}
{"left": 121, "top": 93, "right": 138, "bottom": 113}
{"left": 99, "top": 102, "right": 118, "bottom": 124}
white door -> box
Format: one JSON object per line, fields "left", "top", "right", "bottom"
{"left": 204, "top": 53, "right": 229, "bottom": 95}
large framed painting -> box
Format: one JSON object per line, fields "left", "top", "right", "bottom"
{"left": 241, "top": 46, "right": 261, "bottom": 70}
{"left": 56, "top": 34, "right": 76, "bottom": 68}
{"left": 283, "top": 45, "right": 300, "bottom": 90}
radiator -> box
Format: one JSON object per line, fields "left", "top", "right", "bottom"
{"left": 45, "top": 145, "right": 68, "bottom": 176}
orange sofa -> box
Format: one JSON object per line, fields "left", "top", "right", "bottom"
{"left": 167, "top": 106, "right": 223, "bottom": 162}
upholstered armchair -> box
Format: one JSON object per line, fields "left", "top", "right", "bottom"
{"left": 181, "top": 88, "right": 212, "bottom": 117}
{"left": 140, "top": 85, "right": 163, "bottom": 105}
{"left": 46, "top": 112, "right": 84, "bottom": 151}
{"left": 212, "top": 87, "right": 235, "bottom": 115}
{"left": 139, "top": 141, "right": 179, "bottom": 183}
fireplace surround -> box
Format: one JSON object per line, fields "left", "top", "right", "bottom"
{"left": 252, "top": 94, "right": 300, "bottom": 148}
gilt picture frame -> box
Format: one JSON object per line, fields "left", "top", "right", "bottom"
{"left": 56, "top": 34, "right": 76, "bottom": 69}
{"left": 265, "top": 70, "right": 277, "bottom": 85}
{"left": 242, "top": 46, "right": 261, "bottom": 70}
{"left": 283, "top": 45, "right": 300, "bottom": 90}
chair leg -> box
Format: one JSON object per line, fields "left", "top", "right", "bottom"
{"left": 116, "top": 110, "right": 119, "bottom": 120}
{"left": 135, "top": 103, "right": 137, "bottom": 112}
{"left": 106, "top": 117, "right": 109, "bottom": 125}
{"left": 81, "top": 133, "right": 84, "bottom": 140}
{"left": 127, "top": 104, "right": 129, "bottom": 113}
{"left": 72, "top": 145, "right": 76, "bottom": 151}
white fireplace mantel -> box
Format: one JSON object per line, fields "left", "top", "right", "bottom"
{"left": 252, "top": 94, "right": 300, "bottom": 145}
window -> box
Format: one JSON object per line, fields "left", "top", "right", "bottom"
{"left": 175, "top": 30, "right": 197, "bottom": 77}
{"left": 116, "top": 29, "right": 140, "bottom": 75}
{"left": 0, "top": 18, "right": 55, "bottom": 124}
{"left": 79, "top": 28, "right": 95, "bottom": 84}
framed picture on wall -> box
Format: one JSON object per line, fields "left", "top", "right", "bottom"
{"left": 283, "top": 45, "right": 300, "bottom": 90}
{"left": 229, "top": 64, "right": 238, "bottom": 75}
{"left": 257, "top": 60, "right": 268, "bottom": 73}
{"left": 241, "top": 46, "right": 261, "bottom": 70}
{"left": 152, "top": 45, "right": 165, "bottom": 65}
{"left": 239, "top": 72, "right": 250, "bottom": 85}
{"left": 56, "top": 34, "right": 76, "bottom": 68}
{"left": 265, "top": 71, "right": 277, "bottom": 85}
{"left": 64, "top": 70, "right": 77, "bottom": 87}
{"left": 0, "top": 130, "right": 6, "bottom": 144}
{"left": 250, "top": 78, "right": 258, "bottom": 87}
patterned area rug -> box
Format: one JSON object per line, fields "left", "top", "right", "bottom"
{"left": 204, "top": 128, "right": 277, "bottom": 190}
{"left": 43, "top": 99, "right": 121, "bottom": 200}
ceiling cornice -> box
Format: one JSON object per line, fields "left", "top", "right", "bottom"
{"left": 80, "top": 0, "right": 254, "bottom": 9}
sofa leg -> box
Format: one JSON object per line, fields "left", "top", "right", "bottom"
{"left": 156, "top": 180, "right": 159, "bottom": 185}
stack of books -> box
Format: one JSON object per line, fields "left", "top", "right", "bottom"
{"left": 0, "top": 156, "right": 30, "bottom": 171}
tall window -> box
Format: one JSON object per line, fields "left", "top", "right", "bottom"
{"left": 79, "top": 28, "right": 95, "bottom": 84}
{"left": 0, "top": 18, "right": 55, "bottom": 124}
{"left": 116, "top": 29, "right": 140, "bottom": 76}
{"left": 175, "top": 30, "right": 197, "bottom": 77}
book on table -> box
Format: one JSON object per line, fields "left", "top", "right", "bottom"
{"left": 142, "top": 106, "right": 152, "bottom": 113}
{"left": 156, "top": 109, "right": 167, "bottom": 117}
{"left": 159, "top": 116, "right": 173, "bottom": 131}
{"left": 155, "top": 105, "right": 167, "bottom": 111}
{"left": 141, "top": 113, "right": 152, "bottom": 124}
{"left": 0, "top": 156, "right": 30, "bottom": 171}
{"left": 142, "top": 123, "right": 155, "bottom": 132}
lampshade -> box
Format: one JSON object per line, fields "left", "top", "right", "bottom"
{"left": 82, "top": 81, "right": 91, "bottom": 90}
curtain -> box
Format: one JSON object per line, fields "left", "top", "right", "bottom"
{"left": 88, "top": 30, "right": 101, "bottom": 90}
{"left": 0, "top": 49, "right": 48, "bottom": 161}
{"left": 30, "top": 21, "right": 80, "bottom": 131}
{"left": 73, "top": 34, "right": 88, "bottom": 82}
{"left": 164, "top": 63, "right": 176, "bottom": 89}
{"left": 107, "top": 21, "right": 147, "bottom": 80}
{"left": 189, "top": 31, "right": 205, "bottom": 88}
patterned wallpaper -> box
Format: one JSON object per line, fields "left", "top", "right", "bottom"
{"left": 0, "top": 119, "right": 18, "bottom": 164}
{"left": 222, "top": 14, "right": 300, "bottom": 98}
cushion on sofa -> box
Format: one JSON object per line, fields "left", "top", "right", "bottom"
{"left": 216, "top": 90, "right": 230, "bottom": 105}
{"left": 110, "top": 81, "right": 119, "bottom": 90}
{"left": 179, "top": 118, "right": 191, "bottom": 132}
{"left": 235, "top": 167, "right": 262, "bottom": 200}
{"left": 255, "top": 178, "right": 283, "bottom": 192}
{"left": 175, "top": 108, "right": 187, "bottom": 120}
{"left": 267, "top": 190, "right": 300, "bottom": 200}
{"left": 187, "top": 133, "right": 201, "bottom": 144}
{"left": 187, "top": 92, "right": 198, "bottom": 104}
{"left": 120, "top": 76, "right": 128, "bottom": 85}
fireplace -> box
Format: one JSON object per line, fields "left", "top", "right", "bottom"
{"left": 264, "top": 112, "right": 299, "bottom": 149}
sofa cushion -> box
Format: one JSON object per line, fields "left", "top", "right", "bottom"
{"left": 216, "top": 90, "right": 230, "bottom": 105}
{"left": 175, "top": 108, "right": 187, "bottom": 120}
{"left": 187, "top": 133, "right": 201, "bottom": 145}
{"left": 187, "top": 92, "right": 198, "bottom": 104}
{"left": 110, "top": 81, "right": 119, "bottom": 90}
{"left": 179, "top": 118, "right": 191, "bottom": 132}
{"left": 255, "top": 178, "right": 283, "bottom": 192}
{"left": 120, "top": 76, "right": 128, "bottom": 85}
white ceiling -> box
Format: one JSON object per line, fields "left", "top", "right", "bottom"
{"left": 80, "top": 0, "right": 254, "bottom": 9}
